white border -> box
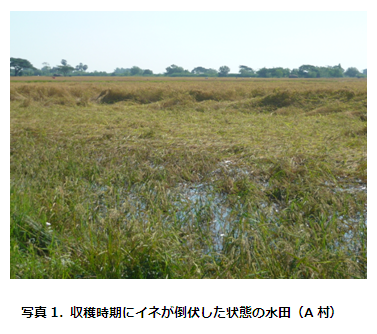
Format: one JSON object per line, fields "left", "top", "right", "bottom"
{"left": 5, "top": 4, "right": 374, "bottom": 334}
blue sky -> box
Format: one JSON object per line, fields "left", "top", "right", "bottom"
{"left": 10, "top": 11, "right": 367, "bottom": 74}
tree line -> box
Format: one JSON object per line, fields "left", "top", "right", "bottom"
{"left": 10, "top": 58, "right": 367, "bottom": 78}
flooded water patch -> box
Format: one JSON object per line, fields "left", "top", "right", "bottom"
{"left": 87, "top": 161, "right": 366, "bottom": 254}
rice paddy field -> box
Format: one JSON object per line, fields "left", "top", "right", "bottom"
{"left": 10, "top": 77, "right": 367, "bottom": 279}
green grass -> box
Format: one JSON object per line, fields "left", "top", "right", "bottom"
{"left": 10, "top": 78, "right": 367, "bottom": 278}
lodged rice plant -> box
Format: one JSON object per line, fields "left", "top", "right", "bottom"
{"left": 10, "top": 77, "right": 367, "bottom": 278}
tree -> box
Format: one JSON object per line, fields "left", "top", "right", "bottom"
{"left": 239, "top": 65, "right": 255, "bottom": 77}
{"left": 328, "top": 65, "right": 344, "bottom": 78}
{"left": 298, "top": 65, "right": 318, "bottom": 77}
{"left": 307, "top": 71, "right": 318, "bottom": 78}
{"left": 50, "top": 66, "right": 60, "bottom": 74}
{"left": 191, "top": 66, "right": 208, "bottom": 75}
{"left": 10, "top": 57, "right": 35, "bottom": 76}
{"left": 130, "top": 66, "right": 143, "bottom": 76}
{"left": 191, "top": 67, "right": 218, "bottom": 76}
{"left": 274, "top": 68, "right": 284, "bottom": 78}
{"left": 328, "top": 64, "right": 344, "bottom": 78}
{"left": 112, "top": 68, "right": 131, "bottom": 76}
{"left": 206, "top": 69, "right": 218, "bottom": 76}
{"left": 143, "top": 69, "right": 153, "bottom": 75}
{"left": 333, "top": 63, "right": 344, "bottom": 73}
{"left": 165, "top": 64, "right": 185, "bottom": 76}
{"left": 218, "top": 66, "right": 230, "bottom": 77}
{"left": 239, "top": 65, "right": 253, "bottom": 71}
{"left": 256, "top": 67, "right": 270, "bottom": 78}
{"left": 57, "top": 59, "right": 74, "bottom": 76}
{"left": 41, "top": 62, "right": 52, "bottom": 75}
{"left": 75, "top": 62, "right": 88, "bottom": 72}
{"left": 345, "top": 67, "right": 360, "bottom": 77}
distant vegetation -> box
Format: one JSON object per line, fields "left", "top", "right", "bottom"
{"left": 10, "top": 57, "right": 367, "bottom": 78}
